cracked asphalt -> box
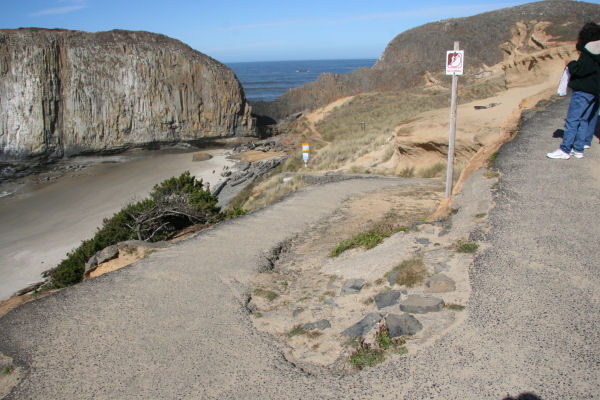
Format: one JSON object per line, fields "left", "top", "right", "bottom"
{"left": 1, "top": 95, "right": 598, "bottom": 399}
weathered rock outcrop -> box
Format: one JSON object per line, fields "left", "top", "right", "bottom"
{"left": 253, "top": 0, "right": 600, "bottom": 120}
{"left": 0, "top": 28, "right": 255, "bottom": 161}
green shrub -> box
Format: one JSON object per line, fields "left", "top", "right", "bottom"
{"left": 50, "top": 171, "right": 221, "bottom": 288}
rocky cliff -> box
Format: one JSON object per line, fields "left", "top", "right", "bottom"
{"left": 0, "top": 28, "right": 255, "bottom": 162}
{"left": 253, "top": 0, "right": 600, "bottom": 120}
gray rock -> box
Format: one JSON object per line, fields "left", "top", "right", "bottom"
{"left": 438, "top": 228, "right": 451, "bottom": 237}
{"left": 424, "top": 273, "right": 456, "bottom": 293}
{"left": 386, "top": 313, "right": 423, "bottom": 337}
{"left": 342, "top": 313, "right": 382, "bottom": 338}
{"left": 303, "top": 319, "right": 331, "bottom": 331}
{"left": 84, "top": 245, "right": 119, "bottom": 276}
{"left": 341, "top": 279, "right": 367, "bottom": 295}
{"left": 292, "top": 308, "right": 304, "bottom": 317}
{"left": 324, "top": 298, "right": 338, "bottom": 307}
{"left": 434, "top": 261, "right": 452, "bottom": 273}
{"left": 399, "top": 295, "right": 445, "bottom": 314}
{"left": 374, "top": 290, "right": 403, "bottom": 309}
{"left": 13, "top": 281, "right": 45, "bottom": 297}
{"left": 416, "top": 237, "right": 431, "bottom": 245}
{"left": 0, "top": 29, "right": 254, "bottom": 162}
{"left": 387, "top": 270, "right": 398, "bottom": 286}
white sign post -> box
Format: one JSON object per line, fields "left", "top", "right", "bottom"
{"left": 302, "top": 142, "right": 309, "bottom": 168}
{"left": 445, "top": 42, "right": 463, "bottom": 198}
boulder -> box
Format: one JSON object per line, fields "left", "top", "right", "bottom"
{"left": 341, "top": 279, "right": 367, "bottom": 295}
{"left": 342, "top": 313, "right": 382, "bottom": 338}
{"left": 424, "top": 274, "right": 456, "bottom": 293}
{"left": 386, "top": 313, "right": 423, "bottom": 337}
{"left": 374, "top": 290, "right": 403, "bottom": 309}
{"left": 399, "top": 295, "right": 445, "bottom": 314}
{"left": 303, "top": 319, "right": 331, "bottom": 331}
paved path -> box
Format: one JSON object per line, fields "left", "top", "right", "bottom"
{"left": 1, "top": 96, "right": 599, "bottom": 399}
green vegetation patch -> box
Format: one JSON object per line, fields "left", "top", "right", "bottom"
{"left": 349, "top": 325, "right": 407, "bottom": 369}
{"left": 456, "top": 240, "right": 479, "bottom": 253}
{"left": 50, "top": 171, "right": 225, "bottom": 288}
{"left": 1, "top": 365, "right": 14, "bottom": 375}
{"left": 329, "top": 221, "right": 407, "bottom": 258}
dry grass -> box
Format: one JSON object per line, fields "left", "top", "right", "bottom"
{"left": 242, "top": 174, "right": 305, "bottom": 211}
{"left": 418, "top": 162, "right": 446, "bottom": 178}
{"left": 307, "top": 78, "right": 506, "bottom": 172}
{"left": 392, "top": 257, "right": 428, "bottom": 287}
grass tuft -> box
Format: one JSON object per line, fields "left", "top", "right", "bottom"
{"left": 252, "top": 288, "right": 279, "bottom": 302}
{"left": 1, "top": 365, "right": 14, "bottom": 375}
{"left": 392, "top": 257, "right": 428, "bottom": 287}
{"left": 456, "top": 240, "right": 478, "bottom": 253}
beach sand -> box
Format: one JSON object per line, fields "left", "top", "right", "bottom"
{"left": 0, "top": 148, "right": 234, "bottom": 300}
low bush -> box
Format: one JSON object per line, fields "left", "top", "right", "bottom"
{"left": 50, "top": 171, "right": 223, "bottom": 288}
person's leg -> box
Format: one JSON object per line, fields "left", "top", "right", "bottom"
{"left": 584, "top": 97, "right": 599, "bottom": 147}
{"left": 561, "top": 91, "right": 596, "bottom": 154}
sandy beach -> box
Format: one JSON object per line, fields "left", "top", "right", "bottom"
{"left": 0, "top": 148, "right": 234, "bottom": 300}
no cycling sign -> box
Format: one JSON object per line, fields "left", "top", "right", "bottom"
{"left": 446, "top": 50, "right": 464, "bottom": 75}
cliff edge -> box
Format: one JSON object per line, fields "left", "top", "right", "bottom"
{"left": 252, "top": 0, "right": 600, "bottom": 120}
{"left": 0, "top": 29, "right": 255, "bottom": 162}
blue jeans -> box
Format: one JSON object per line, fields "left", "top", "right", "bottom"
{"left": 561, "top": 91, "right": 598, "bottom": 153}
{"left": 584, "top": 100, "right": 599, "bottom": 147}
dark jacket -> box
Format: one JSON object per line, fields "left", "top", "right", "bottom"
{"left": 568, "top": 40, "right": 600, "bottom": 95}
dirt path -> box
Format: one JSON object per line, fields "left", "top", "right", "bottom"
{"left": 1, "top": 96, "right": 598, "bottom": 399}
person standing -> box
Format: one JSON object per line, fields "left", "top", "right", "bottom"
{"left": 547, "top": 23, "right": 600, "bottom": 159}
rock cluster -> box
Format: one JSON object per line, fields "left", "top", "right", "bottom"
{"left": 213, "top": 156, "right": 287, "bottom": 206}
{"left": 0, "top": 28, "right": 255, "bottom": 162}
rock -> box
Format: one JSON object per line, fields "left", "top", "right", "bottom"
{"left": 374, "top": 290, "right": 403, "bottom": 309}
{"left": 424, "top": 273, "right": 456, "bottom": 293}
{"left": 341, "top": 279, "right": 367, "bottom": 295}
{"left": 303, "top": 319, "right": 331, "bottom": 331}
{"left": 84, "top": 241, "right": 168, "bottom": 276}
{"left": 434, "top": 261, "right": 451, "bottom": 274}
{"left": 0, "top": 28, "right": 254, "bottom": 162}
{"left": 324, "top": 298, "right": 338, "bottom": 307}
{"left": 387, "top": 270, "right": 398, "bottom": 286}
{"left": 342, "top": 313, "right": 382, "bottom": 338}
{"left": 84, "top": 245, "right": 119, "bottom": 276}
{"left": 13, "top": 281, "right": 45, "bottom": 297}
{"left": 416, "top": 237, "right": 431, "bottom": 245}
{"left": 292, "top": 308, "right": 304, "bottom": 317}
{"left": 386, "top": 313, "right": 423, "bottom": 337}
{"left": 399, "top": 295, "right": 445, "bottom": 314}
{"left": 192, "top": 152, "right": 212, "bottom": 162}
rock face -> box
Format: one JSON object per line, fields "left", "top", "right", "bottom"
{"left": 253, "top": 0, "right": 600, "bottom": 121}
{"left": 0, "top": 28, "right": 255, "bottom": 161}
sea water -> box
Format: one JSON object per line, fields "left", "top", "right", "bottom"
{"left": 227, "top": 59, "right": 377, "bottom": 102}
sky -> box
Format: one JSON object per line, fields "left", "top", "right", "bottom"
{"left": 1, "top": 0, "right": 599, "bottom": 63}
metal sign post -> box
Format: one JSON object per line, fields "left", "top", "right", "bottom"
{"left": 445, "top": 41, "right": 463, "bottom": 198}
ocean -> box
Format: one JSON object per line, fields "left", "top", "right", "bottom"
{"left": 227, "top": 59, "right": 377, "bottom": 102}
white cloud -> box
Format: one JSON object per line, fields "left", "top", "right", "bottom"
{"left": 29, "top": 0, "right": 87, "bottom": 17}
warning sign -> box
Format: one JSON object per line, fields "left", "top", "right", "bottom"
{"left": 446, "top": 50, "right": 464, "bottom": 75}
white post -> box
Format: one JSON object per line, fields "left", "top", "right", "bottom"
{"left": 445, "top": 41, "right": 460, "bottom": 198}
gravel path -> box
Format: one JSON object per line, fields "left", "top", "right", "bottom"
{"left": 1, "top": 95, "right": 598, "bottom": 399}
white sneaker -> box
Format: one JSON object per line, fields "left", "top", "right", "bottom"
{"left": 570, "top": 150, "right": 584, "bottom": 158}
{"left": 547, "top": 149, "right": 570, "bottom": 159}
{"left": 584, "top": 145, "right": 591, "bottom": 149}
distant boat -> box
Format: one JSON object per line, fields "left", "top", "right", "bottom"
{"left": 296, "top": 69, "right": 309, "bottom": 72}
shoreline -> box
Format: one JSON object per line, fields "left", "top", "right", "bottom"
{"left": 0, "top": 147, "right": 236, "bottom": 301}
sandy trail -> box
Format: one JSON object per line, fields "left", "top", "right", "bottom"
{"left": 0, "top": 149, "right": 233, "bottom": 300}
